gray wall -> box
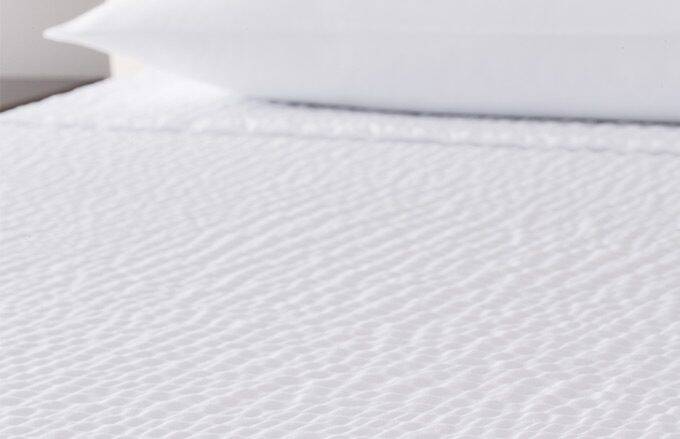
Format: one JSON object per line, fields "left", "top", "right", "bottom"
{"left": 0, "top": 0, "right": 109, "bottom": 78}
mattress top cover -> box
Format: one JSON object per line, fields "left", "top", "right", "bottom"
{"left": 1, "top": 73, "right": 679, "bottom": 438}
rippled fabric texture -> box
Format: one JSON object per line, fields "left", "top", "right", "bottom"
{"left": 1, "top": 74, "right": 679, "bottom": 438}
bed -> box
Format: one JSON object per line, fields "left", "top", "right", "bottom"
{"left": 1, "top": 72, "right": 679, "bottom": 438}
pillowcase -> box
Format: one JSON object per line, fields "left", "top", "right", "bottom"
{"left": 46, "top": 0, "right": 680, "bottom": 121}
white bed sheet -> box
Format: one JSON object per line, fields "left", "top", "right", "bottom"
{"left": 1, "top": 73, "right": 679, "bottom": 438}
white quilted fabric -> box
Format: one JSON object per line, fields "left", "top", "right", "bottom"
{"left": 1, "top": 73, "right": 679, "bottom": 438}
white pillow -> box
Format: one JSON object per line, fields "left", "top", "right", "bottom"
{"left": 46, "top": 0, "right": 680, "bottom": 121}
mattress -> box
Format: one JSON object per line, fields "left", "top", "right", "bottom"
{"left": 1, "top": 72, "right": 679, "bottom": 438}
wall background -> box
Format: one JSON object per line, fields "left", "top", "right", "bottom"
{"left": 0, "top": 0, "right": 109, "bottom": 78}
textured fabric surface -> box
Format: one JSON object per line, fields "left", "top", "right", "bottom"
{"left": 1, "top": 74, "right": 679, "bottom": 438}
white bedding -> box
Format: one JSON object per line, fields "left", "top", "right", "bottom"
{"left": 1, "top": 73, "right": 679, "bottom": 438}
